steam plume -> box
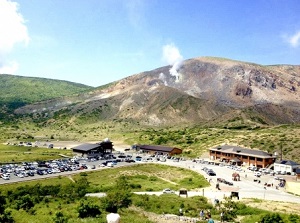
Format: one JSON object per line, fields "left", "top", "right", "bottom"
{"left": 162, "top": 43, "right": 183, "bottom": 82}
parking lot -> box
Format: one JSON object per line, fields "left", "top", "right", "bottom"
{"left": 1, "top": 148, "right": 300, "bottom": 204}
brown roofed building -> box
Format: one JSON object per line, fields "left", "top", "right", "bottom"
{"left": 72, "top": 139, "right": 113, "bottom": 158}
{"left": 138, "top": 145, "right": 182, "bottom": 156}
{"left": 209, "top": 145, "right": 275, "bottom": 168}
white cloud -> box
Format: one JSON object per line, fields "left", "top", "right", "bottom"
{"left": 0, "top": 0, "right": 29, "bottom": 74}
{"left": 0, "top": 60, "right": 19, "bottom": 74}
{"left": 287, "top": 31, "right": 300, "bottom": 48}
{"left": 162, "top": 43, "right": 184, "bottom": 82}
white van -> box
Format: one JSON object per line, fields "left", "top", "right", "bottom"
{"left": 107, "top": 162, "right": 114, "bottom": 167}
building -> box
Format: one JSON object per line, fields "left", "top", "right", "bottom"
{"left": 72, "top": 139, "right": 113, "bottom": 158}
{"left": 209, "top": 145, "right": 275, "bottom": 168}
{"left": 274, "top": 160, "right": 300, "bottom": 174}
{"left": 137, "top": 145, "right": 182, "bottom": 156}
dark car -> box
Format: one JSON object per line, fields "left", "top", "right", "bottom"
{"left": 125, "top": 159, "right": 135, "bottom": 163}
{"left": 135, "top": 156, "right": 142, "bottom": 161}
{"left": 207, "top": 171, "right": 216, "bottom": 176}
{"left": 37, "top": 170, "right": 44, "bottom": 175}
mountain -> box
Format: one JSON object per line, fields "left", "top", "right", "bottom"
{"left": 13, "top": 57, "right": 300, "bottom": 126}
{"left": 0, "top": 74, "right": 93, "bottom": 120}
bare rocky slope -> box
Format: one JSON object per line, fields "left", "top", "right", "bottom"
{"left": 15, "top": 57, "right": 300, "bottom": 126}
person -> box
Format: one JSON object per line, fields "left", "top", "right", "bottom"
{"left": 207, "top": 213, "right": 214, "bottom": 223}
{"left": 106, "top": 213, "right": 120, "bottom": 223}
{"left": 179, "top": 207, "right": 183, "bottom": 216}
{"left": 220, "top": 212, "right": 224, "bottom": 222}
{"left": 200, "top": 209, "right": 204, "bottom": 220}
{"left": 206, "top": 210, "right": 211, "bottom": 220}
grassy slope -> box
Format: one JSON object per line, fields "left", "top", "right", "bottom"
{"left": 0, "top": 144, "right": 73, "bottom": 163}
{"left": 1, "top": 120, "right": 300, "bottom": 163}
{"left": 1, "top": 164, "right": 209, "bottom": 223}
{"left": 1, "top": 164, "right": 296, "bottom": 223}
{"left": 0, "top": 74, "right": 93, "bottom": 105}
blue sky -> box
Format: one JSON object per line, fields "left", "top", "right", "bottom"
{"left": 0, "top": 0, "right": 299, "bottom": 87}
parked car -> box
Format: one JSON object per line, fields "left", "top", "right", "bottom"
{"left": 125, "top": 159, "right": 135, "bottom": 163}
{"left": 135, "top": 156, "right": 142, "bottom": 161}
{"left": 162, "top": 188, "right": 175, "bottom": 194}
{"left": 107, "top": 162, "right": 114, "bottom": 167}
{"left": 2, "top": 174, "right": 10, "bottom": 180}
{"left": 207, "top": 171, "right": 216, "bottom": 176}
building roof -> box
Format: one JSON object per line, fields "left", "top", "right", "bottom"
{"left": 275, "top": 160, "right": 299, "bottom": 166}
{"left": 72, "top": 143, "right": 100, "bottom": 152}
{"left": 210, "top": 145, "right": 273, "bottom": 158}
{"left": 139, "top": 145, "right": 181, "bottom": 153}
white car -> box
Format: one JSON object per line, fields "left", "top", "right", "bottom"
{"left": 2, "top": 174, "right": 10, "bottom": 180}
{"left": 107, "top": 162, "right": 114, "bottom": 167}
{"left": 162, "top": 188, "right": 175, "bottom": 194}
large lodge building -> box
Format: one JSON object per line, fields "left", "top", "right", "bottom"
{"left": 209, "top": 145, "right": 276, "bottom": 168}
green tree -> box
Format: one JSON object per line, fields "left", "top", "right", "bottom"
{"left": 75, "top": 176, "right": 90, "bottom": 197}
{"left": 0, "top": 193, "right": 14, "bottom": 222}
{"left": 219, "top": 197, "right": 238, "bottom": 222}
{"left": 0, "top": 210, "right": 15, "bottom": 223}
{"left": 15, "top": 194, "right": 35, "bottom": 211}
{"left": 59, "top": 176, "right": 90, "bottom": 200}
{"left": 102, "top": 176, "right": 132, "bottom": 212}
{"left": 77, "top": 200, "right": 101, "bottom": 218}
{"left": 0, "top": 194, "right": 6, "bottom": 214}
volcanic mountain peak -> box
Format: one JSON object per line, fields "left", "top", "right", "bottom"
{"left": 14, "top": 57, "right": 300, "bottom": 125}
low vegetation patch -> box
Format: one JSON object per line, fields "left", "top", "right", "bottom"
{"left": 0, "top": 164, "right": 300, "bottom": 222}
{"left": 0, "top": 144, "right": 72, "bottom": 163}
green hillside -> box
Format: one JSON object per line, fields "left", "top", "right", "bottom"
{"left": 0, "top": 74, "right": 93, "bottom": 103}
{"left": 0, "top": 74, "right": 93, "bottom": 120}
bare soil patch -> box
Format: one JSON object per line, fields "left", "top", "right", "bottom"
{"left": 241, "top": 198, "right": 300, "bottom": 215}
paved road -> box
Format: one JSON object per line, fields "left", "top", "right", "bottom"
{"left": 162, "top": 159, "right": 300, "bottom": 203}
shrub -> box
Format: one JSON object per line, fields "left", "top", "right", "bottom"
{"left": 259, "top": 213, "right": 284, "bottom": 223}
{"left": 77, "top": 201, "right": 101, "bottom": 218}
{"left": 102, "top": 176, "right": 132, "bottom": 212}
{"left": 53, "top": 211, "right": 68, "bottom": 223}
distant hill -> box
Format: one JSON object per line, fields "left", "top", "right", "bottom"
{"left": 13, "top": 56, "right": 300, "bottom": 127}
{"left": 0, "top": 74, "right": 93, "bottom": 120}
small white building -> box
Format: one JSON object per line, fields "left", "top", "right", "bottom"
{"left": 274, "top": 160, "right": 300, "bottom": 174}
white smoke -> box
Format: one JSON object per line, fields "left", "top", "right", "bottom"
{"left": 162, "top": 43, "right": 183, "bottom": 82}
{"left": 0, "top": 0, "right": 29, "bottom": 74}
{"left": 159, "top": 72, "right": 168, "bottom": 86}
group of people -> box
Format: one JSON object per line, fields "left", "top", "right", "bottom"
{"left": 199, "top": 209, "right": 224, "bottom": 223}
